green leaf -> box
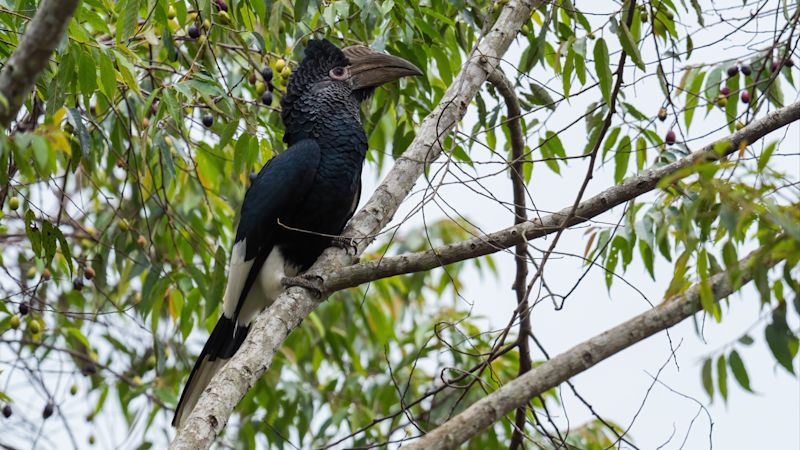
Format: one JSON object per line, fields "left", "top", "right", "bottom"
{"left": 94, "top": 384, "right": 109, "bottom": 416}
{"left": 97, "top": 52, "right": 117, "bottom": 100}
{"left": 116, "top": 0, "right": 140, "bottom": 43}
{"left": 638, "top": 240, "right": 654, "bottom": 279}
{"left": 717, "top": 354, "right": 728, "bottom": 401}
{"left": 689, "top": 0, "right": 705, "bottom": 26}
{"left": 765, "top": 322, "right": 797, "bottom": 374}
{"left": 234, "top": 134, "right": 251, "bottom": 176}
{"left": 594, "top": 38, "right": 612, "bottom": 104}
{"left": 701, "top": 358, "right": 714, "bottom": 400}
{"left": 616, "top": 22, "right": 644, "bottom": 70}
{"left": 40, "top": 220, "right": 58, "bottom": 267}
{"left": 684, "top": 69, "right": 706, "bottom": 130}
{"left": 55, "top": 226, "right": 73, "bottom": 275}
{"left": 757, "top": 141, "right": 777, "bottom": 172}
{"left": 24, "top": 209, "right": 42, "bottom": 257}
{"left": 601, "top": 127, "right": 620, "bottom": 160}
{"left": 31, "top": 135, "right": 50, "bottom": 173}
{"left": 78, "top": 50, "right": 97, "bottom": 97}
{"left": 704, "top": 66, "right": 723, "bottom": 101}
{"left": 526, "top": 83, "right": 556, "bottom": 110}
{"left": 140, "top": 264, "right": 162, "bottom": 318}
{"left": 614, "top": 135, "right": 631, "bottom": 183}
{"left": 294, "top": 0, "right": 310, "bottom": 20}
{"left": 636, "top": 136, "right": 646, "bottom": 171}
{"left": 562, "top": 48, "right": 574, "bottom": 98}
{"left": 67, "top": 108, "right": 90, "bottom": 158}
{"left": 698, "top": 249, "right": 715, "bottom": 315}
{"left": 544, "top": 131, "right": 566, "bottom": 158}
{"left": 728, "top": 350, "right": 752, "bottom": 392}
{"left": 574, "top": 52, "right": 586, "bottom": 85}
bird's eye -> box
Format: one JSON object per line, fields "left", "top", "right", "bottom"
{"left": 329, "top": 67, "right": 348, "bottom": 80}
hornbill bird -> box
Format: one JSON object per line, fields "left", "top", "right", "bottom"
{"left": 172, "top": 39, "right": 422, "bottom": 427}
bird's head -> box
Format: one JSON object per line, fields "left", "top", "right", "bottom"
{"left": 281, "top": 39, "right": 422, "bottom": 143}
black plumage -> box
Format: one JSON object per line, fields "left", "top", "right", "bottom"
{"left": 172, "top": 39, "right": 421, "bottom": 427}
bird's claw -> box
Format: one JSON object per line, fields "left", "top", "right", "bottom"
{"left": 330, "top": 236, "right": 358, "bottom": 255}
{"left": 281, "top": 274, "right": 324, "bottom": 299}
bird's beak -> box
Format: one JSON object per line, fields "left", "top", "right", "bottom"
{"left": 343, "top": 45, "right": 423, "bottom": 90}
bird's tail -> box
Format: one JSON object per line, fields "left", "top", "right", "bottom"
{"left": 172, "top": 315, "right": 249, "bottom": 428}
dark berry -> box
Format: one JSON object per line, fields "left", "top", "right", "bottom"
{"left": 73, "top": 278, "right": 84, "bottom": 291}
{"left": 202, "top": 114, "right": 214, "bottom": 128}
{"left": 18, "top": 302, "right": 29, "bottom": 316}
{"left": 260, "top": 66, "right": 273, "bottom": 82}
{"left": 720, "top": 86, "right": 730, "bottom": 96}
{"left": 740, "top": 64, "right": 752, "bottom": 76}
{"left": 214, "top": 0, "right": 229, "bottom": 11}
{"left": 657, "top": 107, "right": 667, "bottom": 122}
{"left": 785, "top": 58, "right": 794, "bottom": 67}
{"left": 187, "top": 25, "right": 201, "bottom": 39}
{"left": 81, "top": 363, "right": 96, "bottom": 376}
{"left": 727, "top": 65, "right": 738, "bottom": 77}
{"left": 2, "top": 405, "right": 11, "bottom": 418}
{"left": 665, "top": 130, "right": 676, "bottom": 146}
{"left": 261, "top": 91, "right": 273, "bottom": 105}
{"left": 42, "top": 402, "right": 54, "bottom": 419}
{"left": 771, "top": 60, "right": 780, "bottom": 72}
{"left": 740, "top": 90, "right": 751, "bottom": 104}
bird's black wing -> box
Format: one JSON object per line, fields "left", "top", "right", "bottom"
{"left": 226, "top": 138, "right": 321, "bottom": 320}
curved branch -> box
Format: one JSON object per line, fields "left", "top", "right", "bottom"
{"left": 404, "top": 247, "right": 783, "bottom": 450}
{"left": 322, "top": 99, "right": 800, "bottom": 292}
{"left": 168, "top": 1, "right": 540, "bottom": 448}
{"left": 0, "top": 0, "right": 79, "bottom": 126}
{"left": 486, "top": 69, "right": 532, "bottom": 450}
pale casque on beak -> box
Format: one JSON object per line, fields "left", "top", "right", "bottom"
{"left": 342, "top": 45, "right": 423, "bottom": 90}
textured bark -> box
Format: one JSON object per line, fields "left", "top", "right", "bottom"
{"left": 0, "top": 0, "right": 79, "bottom": 126}
{"left": 168, "top": 1, "right": 538, "bottom": 448}
{"left": 404, "top": 249, "right": 781, "bottom": 450}
{"left": 322, "top": 100, "right": 800, "bottom": 292}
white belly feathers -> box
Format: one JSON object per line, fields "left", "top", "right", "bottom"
{"left": 221, "top": 239, "right": 299, "bottom": 326}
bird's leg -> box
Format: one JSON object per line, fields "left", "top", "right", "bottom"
{"left": 330, "top": 235, "right": 358, "bottom": 255}
{"left": 281, "top": 274, "right": 324, "bottom": 299}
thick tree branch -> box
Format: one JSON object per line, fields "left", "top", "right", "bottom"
{"left": 0, "top": 0, "right": 79, "bottom": 127}
{"left": 404, "top": 247, "right": 784, "bottom": 450}
{"left": 322, "top": 99, "right": 800, "bottom": 292}
{"left": 168, "top": 1, "right": 539, "bottom": 448}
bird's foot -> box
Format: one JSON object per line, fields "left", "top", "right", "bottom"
{"left": 281, "top": 274, "right": 324, "bottom": 299}
{"left": 330, "top": 235, "right": 358, "bottom": 255}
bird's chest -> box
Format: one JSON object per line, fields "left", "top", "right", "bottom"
{"left": 277, "top": 156, "right": 362, "bottom": 269}
{"left": 281, "top": 144, "right": 364, "bottom": 229}
{"left": 303, "top": 155, "right": 361, "bottom": 219}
